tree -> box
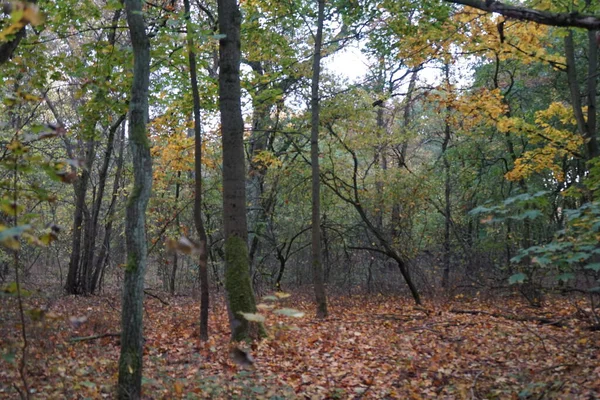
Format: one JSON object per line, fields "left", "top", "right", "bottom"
{"left": 184, "top": 0, "right": 210, "bottom": 341}
{"left": 310, "top": 0, "right": 328, "bottom": 319}
{"left": 118, "top": 0, "right": 152, "bottom": 397}
{"left": 217, "top": 0, "right": 265, "bottom": 341}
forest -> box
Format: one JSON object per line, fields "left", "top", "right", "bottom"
{"left": 0, "top": 0, "right": 599, "bottom": 398}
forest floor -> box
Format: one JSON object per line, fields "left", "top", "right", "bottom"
{"left": 0, "top": 290, "right": 599, "bottom": 399}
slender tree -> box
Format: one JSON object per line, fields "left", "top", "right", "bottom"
{"left": 184, "top": 0, "right": 210, "bottom": 341}
{"left": 310, "top": 0, "right": 328, "bottom": 318}
{"left": 118, "top": 0, "right": 152, "bottom": 397}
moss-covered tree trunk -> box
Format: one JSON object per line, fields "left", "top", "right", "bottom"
{"left": 217, "top": 0, "right": 265, "bottom": 341}
{"left": 118, "top": 0, "right": 152, "bottom": 398}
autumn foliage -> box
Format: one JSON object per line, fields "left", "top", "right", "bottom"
{"left": 1, "top": 292, "right": 598, "bottom": 399}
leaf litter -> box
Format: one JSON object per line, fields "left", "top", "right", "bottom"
{"left": 0, "top": 293, "right": 598, "bottom": 399}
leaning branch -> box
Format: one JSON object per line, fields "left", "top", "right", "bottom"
{"left": 69, "top": 333, "right": 120, "bottom": 342}
{"left": 445, "top": 0, "right": 600, "bottom": 30}
{"left": 449, "top": 308, "right": 569, "bottom": 327}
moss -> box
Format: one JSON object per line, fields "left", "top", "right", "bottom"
{"left": 118, "top": 347, "right": 142, "bottom": 397}
{"left": 127, "top": 184, "right": 142, "bottom": 208}
{"left": 224, "top": 236, "right": 267, "bottom": 341}
{"left": 125, "top": 252, "right": 137, "bottom": 273}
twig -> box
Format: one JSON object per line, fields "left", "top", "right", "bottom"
{"left": 470, "top": 370, "right": 483, "bottom": 400}
{"left": 69, "top": 333, "right": 120, "bottom": 342}
{"left": 144, "top": 290, "right": 170, "bottom": 306}
{"left": 449, "top": 308, "right": 569, "bottom": 328}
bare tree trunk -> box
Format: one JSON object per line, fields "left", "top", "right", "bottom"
{"left": 441, "top": 65, "right": 452, "bottom": 288}
{"left": 169, "top": 173, "right": 181, "bottom": 295}
{"left": 65, "top": 139, "right": 95, "bottom": 295}
{"left": 565, "top": 30, "right": 599, "bottom": 160}
{"left": 85, "top": 115, "right": 126, "bottom": 293}
{"left": 217, "top": 0, "right": 265, "bottom": 341}
{"left": 118, "top": 0, "right": 152, "bottom": 397}
{"left": 310, "top": 0, "right": 328, "bottom": 319}
{"left": 91, "top": 125, "right": 126, "bottom": 294}
{"left": 184, "top": 0, "right": 210, "bottom": 341}
{"left": 586, "top": 28, "right": 599, "bottom": 159}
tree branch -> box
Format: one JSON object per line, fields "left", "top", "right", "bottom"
{"left": 445, "top": 0, "right": 600, "bottom": 30}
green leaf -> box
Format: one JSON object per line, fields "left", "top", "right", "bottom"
{"left": 555, "top": 273, "right": 574, "bottom": 283}
{"left": 80, "top": 381, "right": 96, "bottom": 388}
{"left": 584, "top": 263, "right": 600, "bottom": 272}
{"left": 468, "top": 205, "right": 494, "bottom": 215}
{"left": 239, "top": 312, "right": 265, "bottom": 323}
{"left": 1, "top": 349, "right": 16, "bottom": 364}
{"left": 273, "top": 308, "right": 305, "bottom": 318}
{"left": 565, "top": 252, "right": 590, "bottom": 264}
{"left": 509, "top": 273, "right": 527, "bottom": 285}
{"left": 512, "top": 210, "right": 542, "bottom": 220}
{"left": 262, "top": 295, "right": 278, "bottom": 302}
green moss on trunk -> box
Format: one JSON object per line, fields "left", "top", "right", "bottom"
{"left": 224, "top": 236, "right": 266, "bottom": 341}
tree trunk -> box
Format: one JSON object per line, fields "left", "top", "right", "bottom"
{"left": 65, "top": 139, "right": 95, "bottom": 295}
{"left": 84, "top": 115, "right": 125, "bottom": 294}
{"left": 91, "top": 124, "right": 126, "bottom": 294}
{"left": 118, "top": 0, "right": 152, "bottom": 398}
{"left": 310, "top": 0, "right": 328, "bottom": 319}
{"left": 441, "top": 65, "right": 452, "bottom": 289}
{"left": 586, "top": 29, "right": 599, "bottom": 159}
{"left": 217, "top": 0, "right": 265, "bottom": 341}
{"left": 185, "top": 0, "right": 210, "bottom": 341}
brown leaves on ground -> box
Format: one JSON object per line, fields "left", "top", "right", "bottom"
{"left": 0, "top": 293, "right": 598, "bottom": 399}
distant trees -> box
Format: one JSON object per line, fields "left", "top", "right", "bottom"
{"left": 2, "top": 0, "right": 600, "bottom": 395}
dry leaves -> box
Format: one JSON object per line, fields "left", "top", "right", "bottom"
{"left": 0, "top": 293, "right": 598, "bottom": 399}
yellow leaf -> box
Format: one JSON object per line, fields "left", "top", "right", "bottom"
{"left": 174, "top": 381, "right": 184, "bottom": 395}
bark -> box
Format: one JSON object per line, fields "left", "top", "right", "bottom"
{"left": 441, "top": 65, "right": 452, "bottom": 289}
{"left": 184, "top": 0, "right": 210, "bottom": 339}
{"left": 169, "top": 173, "right": 181, "bottom": 295}
{"left": 118, "top": 0, "right": 152, "bottom": 398}
{"left": 586, "top": 29, "right": 599, "bottom": 159}
{"left": 217, "top": 0, "right": 265, "bottom": 341}
{"left": 565, "top": 32, "right": 589, "bottom": 145}
{"left": 445, "top": 0, "right": 600, "bottom": 30}
{"left": 90, "top": 124, "right": 126, "bottom": 294}
{"left": 65, "top": 139, "right": 95, "bottom": 295}
{"left": 84, "top": 114, "right": 126, "bottom": 293}
{"left": 310, "top": 0, "right": 329, "bottom": 319}
{"left": 0, "top": 26, "right": 25, "bottom": 64}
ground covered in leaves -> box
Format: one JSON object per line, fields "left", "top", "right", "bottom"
{"left": 1, "top": 291, "right": 599, "bottom": 399}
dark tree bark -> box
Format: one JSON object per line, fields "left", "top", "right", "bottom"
{"left": 91, "top": 124, "right": 126, "bottom": 294}
{"left": 84, "top": 114, "right": 126, "bottom": 293}
{"left": 0, "top": 27, "right": 25, "bottom": 64}
{"left": 565, "top": 30, "right": 599, "bottom": 161}
{"left": 184, "top": 0, "right": 210, "bottom": 341}
{"left": 65, "top": 139, "right": 95, "bottom": 295}
{"left": 445, "top": 0, "right": 600, "bottom": 30}
{"left": 217, "top": 0, "right": 265, "bottom": 341}
{"left": 118, "top": 0, "right": 152, "bottom": 398}
{"left": 169, "top": 174, "right": 181, "bottom": 295}
{"left": 441, "top": 65, "right": 452, "bottom": 288}
{"left": 310, "top": 0, "right": 329, "bottom": 319}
